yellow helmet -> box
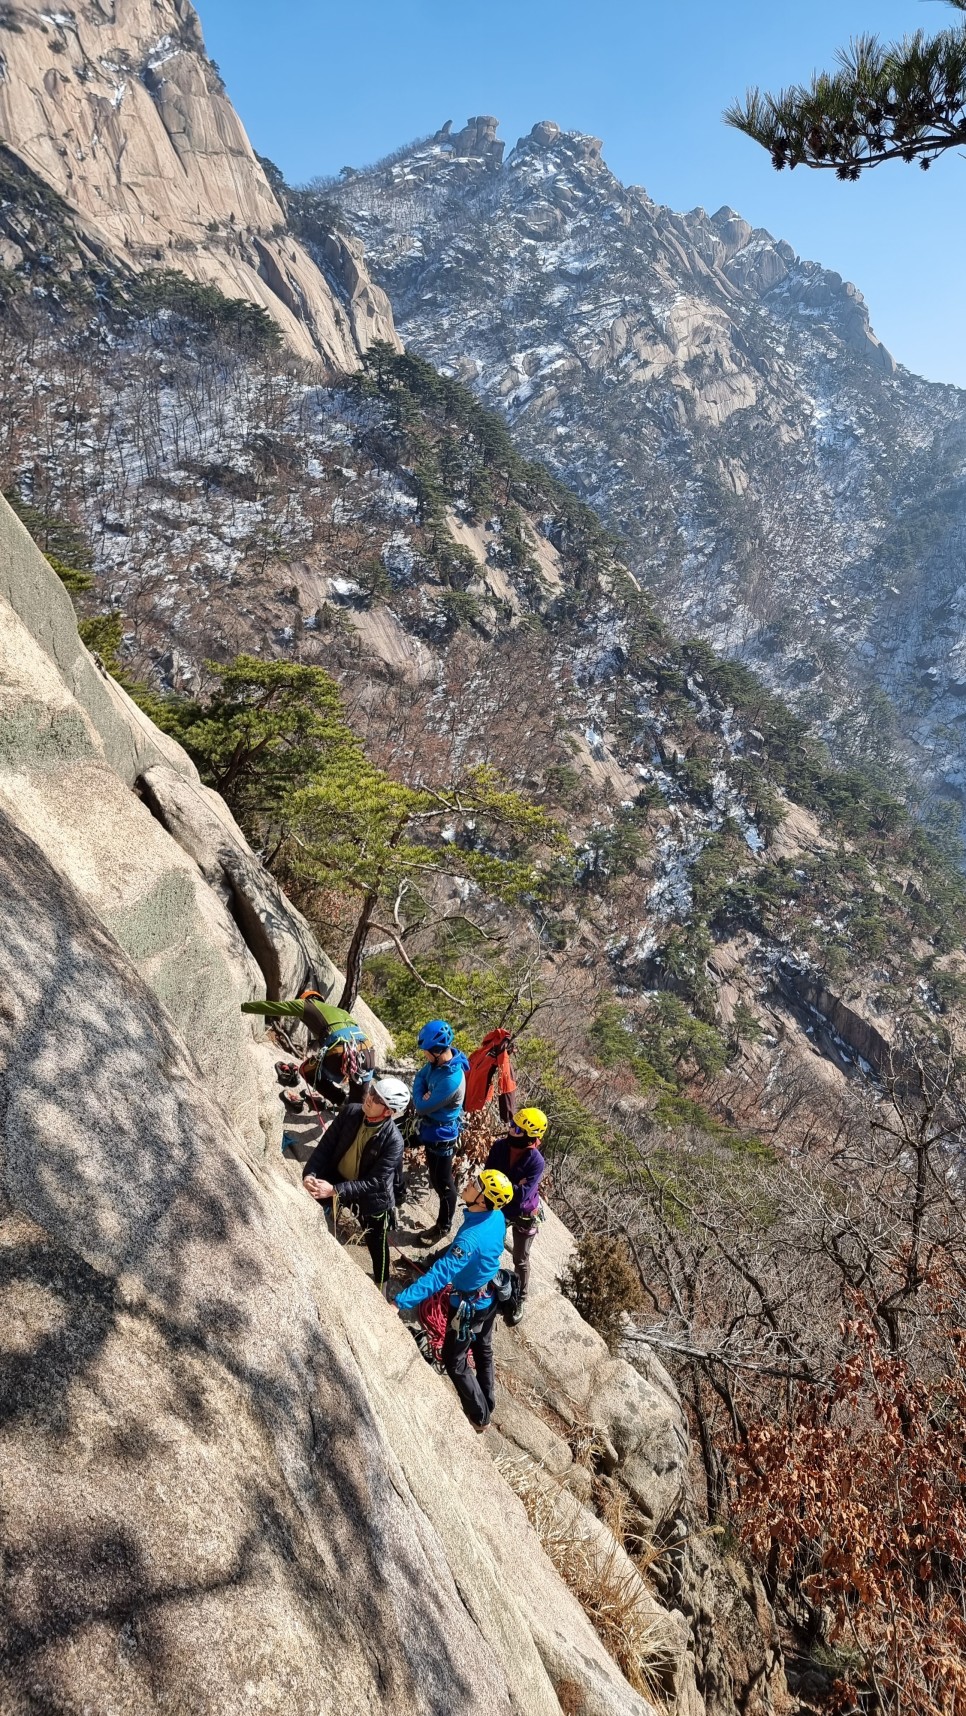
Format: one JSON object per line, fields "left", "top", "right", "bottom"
{"left": 513, "top": 1107, "right": 548, "bottom": 1141}
{"left": 478, "top": 1168, "right": 514, "bottom": 1210}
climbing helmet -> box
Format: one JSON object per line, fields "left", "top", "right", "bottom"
{"left": 512, "top": 1107, "right": 548, "bottom": 1141}
{"left": 478, "top": 1168, "right": 514, "bottom": 1210}
{"left": 417, "top": 1019, "right": 455, "bottom": 1052}
{"left": 370, "top": 1075, "right": 411, "bottom": 1116}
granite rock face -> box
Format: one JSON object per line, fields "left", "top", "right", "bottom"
{"left": 0, "top": 810, "right": 657, "bottom": 1716}
{"left": 0, "top": 492, "right": 379, "bottom": 1148}
{"left": 0, "top": 0, "right": 397, "bottom": 363}
{"left": 0, "top": 489, "right": 666, "bottom": 1714}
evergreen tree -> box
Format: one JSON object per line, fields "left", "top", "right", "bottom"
{"left": 292, "top": 760, "right": 557, "bottom": 1007}
{"left": 173, "top": 655, "right": 561, "bottom": 1008}
{"left": 727, "top": 2, "right": 966, "bottom": 178}
{"left": 173, "top": 657, "right": 346, "bottom": 853}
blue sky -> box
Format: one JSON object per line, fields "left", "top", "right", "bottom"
{"left": 198, "top": 0, "right": 966, "bottom": 388}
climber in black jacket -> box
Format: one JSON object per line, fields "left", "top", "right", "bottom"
{"left": 302, "top": 1076, "right": 410, "bottom": 1294}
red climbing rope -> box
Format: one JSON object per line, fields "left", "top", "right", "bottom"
{"left": 418, "top": 1287, "right": 452, "bottom": 1364}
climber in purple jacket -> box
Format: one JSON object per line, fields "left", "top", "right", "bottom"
{"left": 484, "top": 1106, "right": 548, "bottom": 1320}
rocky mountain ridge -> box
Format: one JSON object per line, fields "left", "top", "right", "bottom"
{"left": 0, "top": 0, "right": 397, "bottom": 363}
{"left": 321, "top": 117, "right": 966, "bottom": 822}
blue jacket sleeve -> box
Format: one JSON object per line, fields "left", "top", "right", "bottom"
{"left": 413, "top": 1061, "right": 466, "bottom": 1117}
{"left": 396, "top": 1229, "right": 471, "bottom": 1310}
{"left": 411, "top": 1065, "right": 431, "bottom": 1110}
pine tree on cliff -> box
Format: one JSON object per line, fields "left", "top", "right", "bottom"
{"left": 727, "top": 0, "right": 966, "bottom": 178}
{"left": 173, "top": 656, "right": 560, "bottom": 1009}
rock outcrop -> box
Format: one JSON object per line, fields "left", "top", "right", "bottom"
{"left": 434, "top": 114, "right": 505, "bottom": 165}
{"left": 0, "top": 0, "right": 398, "bottom": 364}
{"left": 0, "top": 493, "right": 382, "bottom": 1148}
{"left": 0, "top": 488, "right": 685, "bottom": 1712}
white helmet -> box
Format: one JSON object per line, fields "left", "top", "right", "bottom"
{"left": 371, "top": 1075, "right": 410, "bottom": 1116}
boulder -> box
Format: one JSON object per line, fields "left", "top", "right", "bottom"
{"left": 447, "top": 116, "right": 505, "bottom": 165}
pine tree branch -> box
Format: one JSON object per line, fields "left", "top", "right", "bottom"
{"left": 727, "top": 10, "right": 966, "bottom": 178}
{"left": 366, "top": 922, "right": 466, "bottom": 1004}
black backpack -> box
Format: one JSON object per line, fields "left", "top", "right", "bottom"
{"left": 492, "top": 1267, "right": 523, "bottom": 1325}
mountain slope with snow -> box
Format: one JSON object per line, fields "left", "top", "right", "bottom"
{"left": 321, "top": 118, "right": 966, "bottom": 815}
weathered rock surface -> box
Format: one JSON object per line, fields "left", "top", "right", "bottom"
{"left": 0, "top": 492, "right": 386, "bottom": 1147}
{"left": 0, "top": 493, "right": 665, "bottom": 1713}
{"left": 0, "top": 493, "right": 192, "bottom": 787}
{"left": 0, "top": 0, "right": 398, "bottom": 364}
{"left": 137, "top": 762, "right": 390, "bottom": 1060}
{"left": 0, "top": 810, "right": 657, "bottom": 1716}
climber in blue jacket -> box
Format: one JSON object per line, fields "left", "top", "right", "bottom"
{"left": 411, "top": 1018, "right": 470, "bottom": 1246}
{"left": 396, "top": 1168, "right": 513, "bottom": 1428}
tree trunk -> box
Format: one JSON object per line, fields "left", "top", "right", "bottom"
{"left": 339, "top": 888, "right": 379, "bottom": 1009}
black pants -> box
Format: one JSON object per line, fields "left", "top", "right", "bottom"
{"left": 327, "top": 1202, "right": 392, "bottom": 1295}
{"left": 313, "top": 1071, "right": 371, "bottom": 1108}
{"left": 307, "top": 1044, "right": 376, "bottom": 1109}
{"left": 360, "top": 1209, "right": 392, "bottom": 1293}
{"left": 511, "top": 1217, "right": 538, "bottom": 1298}
{"left": 425, "top": 1146, "right": 457, "bottom": 1232}
{"left": 442, "top": 1302, "right": 498, "bottom": 1427}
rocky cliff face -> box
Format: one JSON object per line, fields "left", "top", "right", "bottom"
{"left": 0, "top": 0, "right": 397, "bottom": 363}
{"left": 3, "top": 486, "right": 787, "bottom": 1715}
{"left": 324, "top": 118, "right": 966, "bottom": 815}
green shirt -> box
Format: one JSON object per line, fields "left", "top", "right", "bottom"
{"left": 337, "top": 1121, "right": 370, "bottom": 1182}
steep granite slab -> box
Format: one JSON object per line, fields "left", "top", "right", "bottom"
{"left": 0, "top": 806, "right": 656, "bottom": 1716}
{"left": 0, "top": 0, "right": 397, "bottom": 364}
{"left": 0, "top": 494, "right": 388, "bottom": 1145}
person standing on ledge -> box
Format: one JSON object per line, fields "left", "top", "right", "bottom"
{"left": 302, "top": 1075, "right": 411, "bottom": 1295}
{"left": 411, "top": 1019, "right": 470, "bottom": 1248}
{"left": 396, "top": 1169, "right": 513, "bottom": 1430}
{"left": 484, "top": 1107, "right": 547, "bottom": 1321}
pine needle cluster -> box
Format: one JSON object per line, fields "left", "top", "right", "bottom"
{"left": 726, "top": 2, "right": 966, "bottom": 178}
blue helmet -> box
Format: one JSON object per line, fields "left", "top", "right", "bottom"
{"left": 418, "top": 1018, "right": 455, "bottom": 1052}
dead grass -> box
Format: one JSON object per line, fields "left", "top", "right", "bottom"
{"left": 594, "top": 1476, "right": 667, "bottom": 1575}
{"left": 496, "top": 1453, "right": 678, "bottom": 1705}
